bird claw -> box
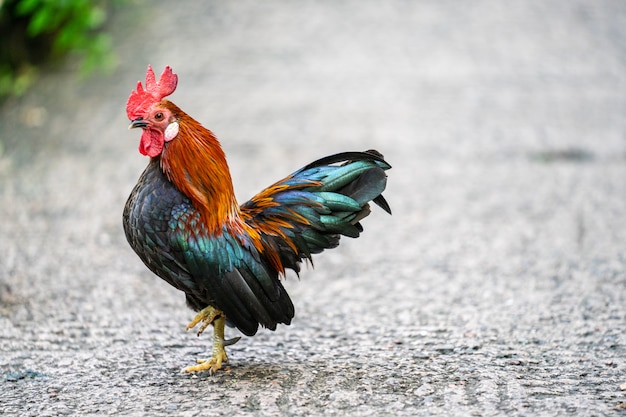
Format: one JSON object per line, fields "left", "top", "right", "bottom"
{"left": 186, "top": 305, "right": 222, "bottom": 336}
{"left": 183, "top": 354, "right": 227, "bottom": 375}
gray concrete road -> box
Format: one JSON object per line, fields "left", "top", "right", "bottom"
{"left": 1, "top": 1, "right": 625, "bottom": 416}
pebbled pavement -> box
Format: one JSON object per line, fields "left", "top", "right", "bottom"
{"left": 1, "top": 1, "right": 625, "bottom": 416}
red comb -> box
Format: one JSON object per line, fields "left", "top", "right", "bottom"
{"left": 126, "top": 65, "right": 178, "bottom": 120}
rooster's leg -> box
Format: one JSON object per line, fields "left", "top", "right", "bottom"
{"left": 183, "top": 306, "right": 239, "bottom": 374}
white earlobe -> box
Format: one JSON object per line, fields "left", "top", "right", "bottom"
{"left": 164, "top": 121, "right": 179, "bottom": 142}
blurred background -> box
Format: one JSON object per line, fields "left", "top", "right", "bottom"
{"left": 0, "top": 1, "right": 625, "bottom": 415}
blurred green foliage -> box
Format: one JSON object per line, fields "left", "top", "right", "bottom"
{"left": 0, "top": 0, "right": 122, "bottom": 98}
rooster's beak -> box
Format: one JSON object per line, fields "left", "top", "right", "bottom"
{"left": 129, "top": 119, "right": 148, "bottom": 129}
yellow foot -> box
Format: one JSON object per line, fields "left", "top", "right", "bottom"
{"left": 183, "top": 347, "right": 228, "bottom": 375}
{"left": 186, "top": 305, "right": 222, "bottom": 336}
{"left": 183, "top": 313, "right": 241, "bottom": 375}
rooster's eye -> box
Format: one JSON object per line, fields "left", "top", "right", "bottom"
{"left": 154, "top": 112, "right": 164, "bottom": 121}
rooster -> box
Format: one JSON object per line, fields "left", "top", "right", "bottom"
{"left": 123, "top": 66, "right": 391, "bottom": 374}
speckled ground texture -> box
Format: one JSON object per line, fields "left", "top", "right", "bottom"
{"left": 1, "top": 1, "right": 625, "bottom": 416}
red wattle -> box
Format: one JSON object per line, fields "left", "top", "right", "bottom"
{"left": 139, "top": 129, "right": 164, "bottom": 157}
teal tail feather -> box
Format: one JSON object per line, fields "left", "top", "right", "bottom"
{"left": 242, "top": 149, "right": 391, "bottom": 273}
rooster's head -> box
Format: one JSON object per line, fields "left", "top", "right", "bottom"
{"left": 127, "top": 65, "right": 180, "bottom": 157}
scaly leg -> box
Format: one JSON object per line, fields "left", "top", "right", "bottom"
{"left": 183, "top": 306, "right": 240, "bottom": 374}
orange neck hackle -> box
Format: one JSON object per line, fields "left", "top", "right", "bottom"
{"left": 158, "top": 101, "right": 241, "bottom": 235}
